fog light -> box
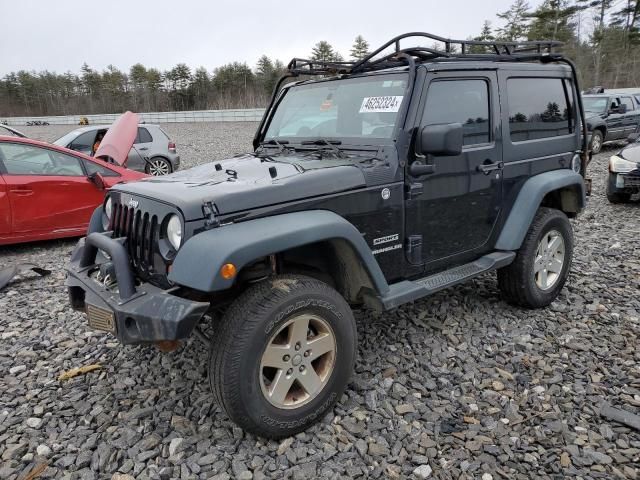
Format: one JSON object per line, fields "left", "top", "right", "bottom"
{"left": 220, "top": 263, "right": 237, "bottom": 280}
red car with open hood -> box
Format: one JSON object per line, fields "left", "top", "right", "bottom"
{"left": 0, "top": 112, "right": 146, "bottom": 245}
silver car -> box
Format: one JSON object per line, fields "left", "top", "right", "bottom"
{"left": 53, "top": 124, "right": 180, "bottom": 175}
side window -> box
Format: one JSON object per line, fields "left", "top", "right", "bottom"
{"left": 83, "top": 159, "right": 120, "bottom": 177}
{"left": 69, "top": 130, "right": 97, "bottom": 152}
{"left": 0, "top": 144, "right": 84, "bottom": 176}
{"left": 422, "top": 79, "right": 490, "bottom": 146}
{"left": 507, "top": 78, "right": 572, "bottom": 142}
{"left": 135, "top": 127, "right": 153, "bottom": 144}
{"left": 621, "top": 97, "right": 635, "bottom": 112}
{"left": 47, "top": 151, "right": 85, "bottom": 176}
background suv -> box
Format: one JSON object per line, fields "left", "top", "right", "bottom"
{"left": 54, "top": 124, "right": 180, "bottom": 175}
{"left": 583, "top": 93, "right": 640, "bottom": 153}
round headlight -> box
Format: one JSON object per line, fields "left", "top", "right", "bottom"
{"left": 104, "top": 197, "right": 113, "bottom": 219}
{"left": 167, "top": 214, "right": 182, "bottom": 250}
{"left": 571, "top": 155, "right": 582, "bottom": 174}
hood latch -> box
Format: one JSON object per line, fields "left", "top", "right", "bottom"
{"left": 202, "top": 201, "right": 220, "bottom": 229}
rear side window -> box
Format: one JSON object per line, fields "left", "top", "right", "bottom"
{"left": 621, "top": 97, "right": 635, "bottom": 111}
{"left": 135, "top": 127, "right": 153, "bottom": 144}
{"left": 422, "top": 79, "right": 490, "bottom": 146}
{"left": 507, "top": 78, "right": 573, "bottom": 142}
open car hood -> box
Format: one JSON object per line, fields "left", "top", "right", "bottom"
{"left": 94, "top": 111, "right": 139, "bottom": 166}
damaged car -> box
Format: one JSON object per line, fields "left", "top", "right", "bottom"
{"left": 0, "top": 112, "right": 145, "bottom": 245}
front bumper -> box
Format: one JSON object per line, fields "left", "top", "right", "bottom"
{"left": 66, "top": 232, "right": 209, "bottom": 345}
{"left": 609, "top": 171, "right": 640, "bottom": 193}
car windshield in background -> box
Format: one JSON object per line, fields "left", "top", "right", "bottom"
{"left": 582, "top": 96, "right": 608, "bottom": 113}
{"left": 265, "top": 73, "right": 408, "bottom": 143}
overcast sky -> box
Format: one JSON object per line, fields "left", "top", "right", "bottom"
{"left": 1, "top": 0, "right": 546, "bottom": 76}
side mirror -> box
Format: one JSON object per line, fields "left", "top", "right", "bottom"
{"left": 88, "top": 172, "right": 106, "bottom": 190}
{"left": 418, "top": 123, "right": 463, "bottom": 157}
{"left": 619, "top": 104, "right": 627, "bottom": 114}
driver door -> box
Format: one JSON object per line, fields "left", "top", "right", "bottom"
{"left": 0, "top": 142, "right": 103, "bottom": 234}
{"left": 406, "top": 72, "right": 503, "bottom": 268}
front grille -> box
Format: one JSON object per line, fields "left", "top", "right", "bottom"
{"left": 623, "top": 175, "right": 640, "bottom": 188}
{"left": 111, "top": 203, "right": 159, "bottom": 272}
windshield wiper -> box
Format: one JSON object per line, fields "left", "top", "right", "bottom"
{"left": 259, "top": 138, "right": 290, "bottom": 153}
{"left": 300, "top": 138, "right": 345, "bottom": 158}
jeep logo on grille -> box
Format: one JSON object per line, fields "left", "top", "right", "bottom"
{"left": 127, "top": 198, "right": 139, "bottom": 209}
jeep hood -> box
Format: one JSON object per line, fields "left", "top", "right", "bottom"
{"left": 113, "top": 154, "right": 366, "bottom": 220}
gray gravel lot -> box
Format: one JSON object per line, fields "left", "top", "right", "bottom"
{"left": 1, "top": 123, "right": 639, "bottom": 480}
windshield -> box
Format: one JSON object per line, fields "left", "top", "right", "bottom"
{"left": 265, "top": 73, "right": 408, "bottom": 143}
{"left": 53, "top": 130, "right": 82, "bottom": 146}
{"left": 582, "top": 96, "right": 609, "bottom": 113}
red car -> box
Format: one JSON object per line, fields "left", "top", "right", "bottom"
{"left": 0, "top": 112, "right": 146, "bottom": 245}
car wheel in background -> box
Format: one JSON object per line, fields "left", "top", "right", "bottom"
{"left": 145, "top": 157, "right": 172, "bottom": 176}
{"left": 590, "top": 130, "right": 604, "bottom": 154}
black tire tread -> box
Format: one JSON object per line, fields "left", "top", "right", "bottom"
{"left": 498, "top": 207, "right": 573, "bottom": 308}
{"left": 208, "top": 274, "right": 355, "bottom": 438}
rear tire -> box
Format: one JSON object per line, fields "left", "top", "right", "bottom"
{"left": 208, "top": 274, "right": 357, "bottom": 439}
{"left": 498, "top": 207, "right": 573, "bottom": 308}
{"left": 145, "top": 157, "right": 172, "bottom": 176}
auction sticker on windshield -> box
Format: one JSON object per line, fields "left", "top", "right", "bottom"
{"left": 359, "top": 96, "right": 403, "bottom": 113}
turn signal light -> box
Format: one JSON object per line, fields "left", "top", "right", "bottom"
{"left": 220, "top": 263, "right": 237, "bottom": 280}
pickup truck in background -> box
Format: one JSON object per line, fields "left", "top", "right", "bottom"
{"left": 583, "top": 93, "right": 640, "bottom": 153}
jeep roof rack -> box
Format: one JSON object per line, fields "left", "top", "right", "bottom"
{"left": 286, "top": 32, "right": 564, "bottom": 76}
{"left": 255, "top": 32, "right": 588, "bottom": 169}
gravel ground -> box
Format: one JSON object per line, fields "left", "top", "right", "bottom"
{"left": 1, "top": 124, "right": 639, "bottom": 480}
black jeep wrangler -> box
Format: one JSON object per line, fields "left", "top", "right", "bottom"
{"left": 67, "top": 33, "right": 589, "bottom": 439}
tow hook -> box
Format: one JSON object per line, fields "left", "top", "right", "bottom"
{"left": 155, "top": 340, "right": 180, "bottom": 352}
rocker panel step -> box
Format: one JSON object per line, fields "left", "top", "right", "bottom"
{"left": 378, "top": 251, "right": 515, "bottom": 310}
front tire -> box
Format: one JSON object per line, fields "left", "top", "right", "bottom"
{"left": 498, "top": 207, "right": 573, "bottom": 308}
{"left": 590, "top": 130, "right": 604, "bottom": 154}
{"left": 209, "top": 274, "right": 357, "bottom": 439}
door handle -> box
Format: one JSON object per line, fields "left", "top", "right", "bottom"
{"left": 10, "top": 187, "right": 33, "bottom": 196}
{"left": 409, "top": 162, "right": 435, "bottom": 176}
{"left": 138, "top": 147, "right": 149, "bottom": 151}
{"left": 476, "top": 160, "right": 504, "bottom": 175}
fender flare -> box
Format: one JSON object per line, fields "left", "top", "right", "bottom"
{"left": 87, "top": 205, "right": 104, "bottom": 235}
{"left": 495, "top": 170, "right": 585, "bottom": 251}
{"left": 168, "top": 210, "right": 390, "bottom": 294}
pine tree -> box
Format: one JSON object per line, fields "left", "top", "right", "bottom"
{"left": 468, "top": 21, "right": 495, "bottom": 53}
{"left": 526, "top": 0, "right": 583, "bottom": 42}
{"left": 350, "top": 35, "right": 370, "bottom": 60}
{"left": 496, "top": 0, "right": 531, "bottom": 41}
{"left": 311, "top": 41, "right": 341, "bottom": 62}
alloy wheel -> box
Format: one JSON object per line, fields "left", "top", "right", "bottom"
{"left": 259, "top": 314, "right": 336, "bottom": 409}
{"left": 533, "top": 229, "right": 565, "bottom": 290}
{"left": 148, "top": 159, "right": 170, "bottom": 176}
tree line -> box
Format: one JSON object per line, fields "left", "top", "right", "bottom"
{"left": 1, "top": 1, "right": 638, "bottom": 118}
{"left": 0, "top": 35, "right": 371, "bottom": 118}
{"left": 471, "top": 0, "right": 639, "bottom": 89}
